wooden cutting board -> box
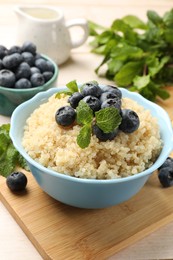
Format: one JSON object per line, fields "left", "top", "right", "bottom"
{"left": 1, "top": 171, "right": 173, "bottom": 260}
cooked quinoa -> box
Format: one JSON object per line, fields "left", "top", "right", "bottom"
{"left": 22, "top": 94, "right": 162, "bottom": 179}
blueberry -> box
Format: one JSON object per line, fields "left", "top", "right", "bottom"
{"left": 92, "top": 124, "right": 119, "bottom": 141}
{"left": 21, "top": 41, "right": 36, "bottom": 55}
{"left": 21, "top": 52, "right": 35, "bottom": 66}
{"left": 15, "top": 62, "right": 31, "bottom": 79}
{"left": 101, "top": 98, "right": 122, "bottom": 111}
{"left": 0, "top": 69, "right": 16, "bottom": 88}
{"left": 158, "top": 167, "right": 173, "bottom": 187}
{"left": 6, "top": 172, "right": 27, "bottom": 192}
{"left": 42, "top": 71, "right": 53, "bottom": 82}
{"left": 46, "top": 60, "right": 55, "bottom": 73}
{"left": 100, "top": 91, "right": 121, "bottom": 103}
{"left": 35, "top": 58, "right": 49, "bottom": 72}
{"left": 102, "top": 85, "right": 122, "bottom": 98}
{"left": 15, "top": 78, "right": 32, "bottom": 89}
{"left": 119, "top": 109, "right": 140, "bottom": 133}
{"left": 2, "top": 53, "right": 23, "bottom": 69}
{"left": 30, "top": 73, "right": 45, "bottom": 87}
{"left": 0, "top": 59, "right": 3, "bottom": 70}
{"left": 82, "top": 95, "right": 101, "bottom": 112}
{"left": 68, "top": 92, "right": 84, "bottom": 109}
{"left": 0, "top": 45, "right": 8, "bottom": 59}
{"left": 35, "top": 53, "right": 42, "bottom": 60}
{"left": 30, "top": 66, "right": 41, "bottom": 75}
{"left": 158, "top": 157, "right": 173, "bottom": 170}
{"left": 8, "top": 45, "right": 22, "bottom": 54}
{"left": 55, "top": 106, "right": 76, "bottom": 126}
{"left": 81, "top": 81, "right": 102, "bottom": 98}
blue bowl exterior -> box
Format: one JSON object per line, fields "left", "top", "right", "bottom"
{"left": 0, "top": 55, "right": 58, "bottom": 116}
{"left": 10, "top": 87, "right": 173, "bottom": 209}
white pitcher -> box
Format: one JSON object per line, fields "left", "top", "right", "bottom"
{"left": 14, "top": 5, "right": 89, "bottom": 65}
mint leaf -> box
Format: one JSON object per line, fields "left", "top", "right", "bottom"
{"left": 95, "top": 107, "right": 122, "bottom": 133}
{"left": 55, "top": 90, "right": 72, "bottom": 99}
{"left": 66, "top": 80, "right": 79, "bottom": 93}
{"left": 76, "top": 101, "right": 94, "bottom": 125}
{"left": 77, "top": 124, "right": 92, "bottom": 149}
{"left": 122, "top": 15, "right": 147, "bottom": 29}
{"left": 133, "top": 75, "right": 150, "bottom": 90}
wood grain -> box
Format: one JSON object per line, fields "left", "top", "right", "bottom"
{"left": 1, "top": 171, "right": 173, "bottom": 260}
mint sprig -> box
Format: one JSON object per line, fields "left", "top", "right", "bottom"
{"left": 76, "top": 101, "right": 122, "bottom": 148}
{"left": 55, "top": 80, "right": 79, "bottom": 98}
{"left": 0, "top": 124, "right": 28, "bottom": 177}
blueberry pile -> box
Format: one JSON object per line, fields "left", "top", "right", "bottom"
{"left": 0, "top": 41, "right": 55, "bottom": 89}
{"left": 158, "top": 157, "right": 173, "bottom": 187}
{"left": 55, "top": 81, "right": 140, "bottom": 142}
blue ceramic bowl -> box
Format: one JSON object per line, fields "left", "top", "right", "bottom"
{"left": 10, "top": 87, "right": 173, "bottom": 209}
{"left": 0, "top": 55, "right": 58, "bottom": 116}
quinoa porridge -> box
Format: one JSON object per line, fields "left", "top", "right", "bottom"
{"left": 22, "top": 92, "right": 162, "bottom": 179}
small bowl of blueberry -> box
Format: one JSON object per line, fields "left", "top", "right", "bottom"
{"left": 0, "top": 41, "right": 58, "bottom": 116}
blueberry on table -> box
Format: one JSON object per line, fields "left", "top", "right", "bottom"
{"left": 92, "top": 124, "right": 119, "bottom": 141}
{"left": 6, "top": 172, "right": 27, "bottom": 192}
{"left": 81, "top": 81, "right": 102, "bottom": 98}
{"left": 158, "top": 167, "right": 173, "bottom": 187}
{"left": 119, "top": 109, "right": 140, "bottom": 133}
{"left": 82, "top": 95, "right": 101, "bottom": 112}
{"left": 158, "top": 157, "right": 173, "bottom": 170}
{"left": 21, "top": 41, "right": 36, "bottom": 55}
{"left": 68, "top": 92, "right": 84, "bottom": 109}
{"left": 30, "top": 73, "right": 45, "bottom": 87}
{"left": 0, "top": 69, "right": 16, "bottom": 88}
{"left": 55, "top": 106, "right": 76, "bottom": 126}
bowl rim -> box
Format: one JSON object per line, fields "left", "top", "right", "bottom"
{"left": 0, "top": 54, "right": 58, "bottom": 93}
{"left": 10, "top": 85, "right": 173, "bottom": 184}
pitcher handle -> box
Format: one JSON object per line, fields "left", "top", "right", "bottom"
{"left": 65, "top": 18, "right": 89, "bottom": 48}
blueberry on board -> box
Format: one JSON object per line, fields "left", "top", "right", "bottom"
{"left": 92, "top": 124, "right": 119, "bottom": 141}
{"left": 15, "top": 78, "right": 32, "bottom": 89}
{"left": 2, "top": 53, "right": 23, "bottom": 69}
{"left": 6, "top": 172, "right": 27, "bottom": 192}
{"left": 8, "top": 45, "right": 22, "bottom": 54}
{"left": 42, "top": 71, "right": 53, "bottom": 82}
{"left": 101, "top": 98, "right": 122, "bottom": 111}
{"left": 158, "top": 157, "right": 173, "bottom": 171}
{"left": 81, "top": 81, "right": 102, "bottom": 98}
{"left": 82, "top": 95, "right": 101, "bottom": 112}
{"left": 0, "top": 45, "right": 8, "bottom": 59}
{"left": 35, "top": 58, "right": 49, "bottom": 72}
{"left": 21, "top": 41, "right": 36, "bottom": 55}
{"left": 15, "top": 62, "right": 31, "bottom": 79}
{"left": 55, "top": 106, "right": 76, "bottom": 126}
{"left": 68, "top": 92, "right": 84, "bottom": 109}
{"left": 30, "top": 73, "right": 45, "bottom": 87}
{"left": 0, "top": 69, "right": 16, "bottom": 88}
{"left": 119, "top": 109, "right": 140, "bottom": 133}
{"left": 100, "top": 91, "right": 121, "bottom": 103}
{"left": 158, "top": 167, "right": 173, "bottom": 187}
{"left": 30, "top": 66, "right": 41, "bottom": 75}
{"left": 102, "top": 85, "right": 122, "bottom": 98}
{"left": 21, "top": 52, "right": 35, "bottom": 66}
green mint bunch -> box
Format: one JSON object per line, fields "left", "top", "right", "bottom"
{"left": 88, "top": 9, "right": 173, "bottom": 101}
{"left": 0, "top": 124, "right": 28, "bottom": 177}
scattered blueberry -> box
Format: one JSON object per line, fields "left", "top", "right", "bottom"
{"left": 119, "top": 109, "right": 140, "bottom": 133}
{"left": 158, "top": 167, "right": 173, "bottom": 187}
{"left": 0, "top": 69, "right": 16, "bottom": 88}
{"left": 81, "top": 81, "right": 102, "bottom": 98}
{"left": 30, "top": 73, "right": 45, "bottom": 87}
{"left": 92, "top": 124, "right": 119, "bottom": 141}
{"left": 15, "top": 62, "right": 31, "bottom": 79}
{"left": 82, "top": 95, "right": 101, "bottom": 112}
{"left": 2, "top": 53, "right": 23, "bottom": 69}
{"left": 6, "top": 172, "right": 27, "bottom": 192}
{"left": 55, "top": 106, "right": 76, "bottom": 126}
{"left": 158, "top": 157, "right": 173, "bottom": 170}
{"left": 68, "top": 92, "right": 84, "bottom": 108}
{"left": 15, "top": 78, "right": 32, "bottom": 89}
{"left": 21, "top": 41, "right": 36, "bottom": 55}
